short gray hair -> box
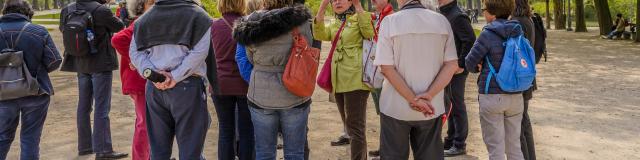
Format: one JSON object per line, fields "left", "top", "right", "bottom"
{"left": 126, "top": 0, "right": 151, "bottom": 17}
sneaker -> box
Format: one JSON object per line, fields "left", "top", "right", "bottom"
{"left": 444, "top": 146, "right": 467, "bottom": 157}
{"left": 330, "top": 136, "right": 350, "bottom": 146}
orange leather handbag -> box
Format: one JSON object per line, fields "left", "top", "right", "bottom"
{"left": 283, "top": 28, "right": 320, "bottom": 97}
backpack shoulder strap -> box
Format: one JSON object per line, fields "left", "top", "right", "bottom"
{"left": 484, "top": 56, "right": 497, "bottom": 94}
{"left": 13, "top": 23, "right": 30, "bottom": 49}
{"left": 0, "top": 23, "right": 29, "bottom": 50}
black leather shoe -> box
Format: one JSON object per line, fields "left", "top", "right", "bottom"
{"left": 443, "top": 140, "right": 452, "bottom": 150}
{"left": 444, "top": 146, "right": 466, "bottom": 157}
{"left": 78, "top": 150, "right": 93, "bottom": 156}
{"left": 95, "top": 152, "right": 128, "bottom": 159}
{"left": 369, "top": 150, "right": 380, "bottom": 156}
{"left": 330, "top": 136, "right": 351, "bottom": 146}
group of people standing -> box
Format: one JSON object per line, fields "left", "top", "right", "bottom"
{"left": 0, "top": 0, "right": 547, "bottom": 159}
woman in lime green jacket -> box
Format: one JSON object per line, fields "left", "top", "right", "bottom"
{"left": 314, "top": 0, "right": 375, "bottom": 159}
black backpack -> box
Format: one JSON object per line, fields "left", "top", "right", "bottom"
{"left": 62, "top": 3, "right": 100, "bottom": 57}
{"left": 0, "top": 24, "right": 42, "bottom": 101}
{"left": 532, "top": 13, "right": 547, "bottom": 63}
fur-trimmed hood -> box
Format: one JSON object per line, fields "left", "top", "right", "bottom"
{"left": 233, "top": 5, "right": 312, "bottom": 45}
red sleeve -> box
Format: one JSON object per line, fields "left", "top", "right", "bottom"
{"left": 111, "top": 25, "right": 133, "bottom": 58}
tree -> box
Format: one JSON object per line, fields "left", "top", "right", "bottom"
{"left": 636, "top": 0, "right": 640, "bottom": 42}
{"left": 31, "top": 0, "right": 38, "bottom": 10}
{"left": 554, "top": 0, "right": 566, "bottom": 29}
{"left": 594, "top": 0, "right": 613, "bottom": 35}
{"left": 574, "top": 0, "right": 587, "bottom": 32}
{"left": 546, "top": 0, "right": 551, "bottom": 29}
{"left": 45, "top": 0, "right": 50, "bottom": 10}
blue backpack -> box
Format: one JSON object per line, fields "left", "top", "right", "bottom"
{"left": 484, "top": 24, "right": 537, "bottom": 94}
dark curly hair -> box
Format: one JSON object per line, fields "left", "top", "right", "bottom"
{"left": 2, "top": 0, "right": 34, "bottom": 19}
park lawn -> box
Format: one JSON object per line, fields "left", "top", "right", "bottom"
{"left": 33, "top": 13, "right": 60, "bottom": 19}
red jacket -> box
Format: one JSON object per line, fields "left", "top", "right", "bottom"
{"left": 111, "top": 20, "right": 146, "bottom": 95}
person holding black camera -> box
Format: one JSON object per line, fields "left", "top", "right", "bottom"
{"left": 129, "top": 0, "right": 211, "bottom": 158}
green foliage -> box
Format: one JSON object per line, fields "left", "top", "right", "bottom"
{"left": 202, "top": 0, "right": 222, "bottom": 18}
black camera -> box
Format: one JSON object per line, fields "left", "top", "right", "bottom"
{"left": 143, "top": 68, "right": 166, "bottom": 83}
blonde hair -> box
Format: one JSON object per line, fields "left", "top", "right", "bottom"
{"left": 217, "top": 0, "right": 246, "bottom": 14}
{"left": 246, "top": 0, "right": 263, "bottom": 14}
{"left": 263, "top": 0, "right": 292, "bottom": 10}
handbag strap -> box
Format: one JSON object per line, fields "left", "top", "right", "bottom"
{"left": 0, "top": 23, "right": 30, "bottom": 50}
{"left": 221, "top": 17, "right": 234, "bottom": 30}
{"left": 328, "top": 20, "right": 348, "bottom": 58}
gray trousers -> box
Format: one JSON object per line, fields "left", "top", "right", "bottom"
{"left": 478, "top": 94, "right": 524, "bottom": 160}
{"left": 380, "top": 114, "right": 443, "bottom": 160}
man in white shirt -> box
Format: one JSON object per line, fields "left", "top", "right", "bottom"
{"left": 373, "top": 0, "right": 459, "bottom": 159}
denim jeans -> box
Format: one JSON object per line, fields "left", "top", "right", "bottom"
{"left": 607, "top": 30, "right": 623, "bottom": 39}
{"left": 76, "top": 71, "right": 114, "bottom": 154}
{"left": 249, "top": 101, "right": 310, "bottom": 160}
{"left": 0, "top": 95, "right": 50, "bottom": 160}
{"left": 212, "top": 95, "right": 254, "bottom": 160}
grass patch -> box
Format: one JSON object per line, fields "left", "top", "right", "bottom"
{"left": 33, "top": 21, "right": 60, "bottom": 25}
{"left": 33, "top": 13, "right": 60, "bottom": 19}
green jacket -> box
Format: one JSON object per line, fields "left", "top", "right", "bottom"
{"left": 313, "top": 12, "right": 375, "bottom": 93}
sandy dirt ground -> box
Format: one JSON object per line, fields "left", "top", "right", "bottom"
{"left": 4, "top": 27, "right": 640, "bottom": 160}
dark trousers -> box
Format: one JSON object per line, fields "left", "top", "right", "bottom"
{"left": 212, "top": 95, "right": 255, "bottom": 160}
{"left": 335, "top": 90, "right": 370, "bottom": 160}
{"left": 76, "top": 72, "right": 114, "bottom": 154}
{"left": 444, "top": 73, "right": 469, "bottom": 149}
{"left": 521, "top": 99, "right": 536, "bottom": 160}
{"left": 380, "top": 114, "right": 444, "bottom": 160}
{"left": 146, "top": 77, "right": 210, "bottom": 160}
{"left": 0, "top": 95, "right": 50, "bottom": 160}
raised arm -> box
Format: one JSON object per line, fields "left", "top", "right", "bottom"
{"left": 313, "top": 0, "right": 333, "bottom": 41}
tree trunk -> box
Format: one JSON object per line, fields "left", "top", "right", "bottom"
{"left": 546, "top": 0, "right": 551, "bottom": 29}
{"left": 636, "top": 0, "right": 640, "bottom": 42}
{"left": 53, "top": 0, "right": 59, "bottom": 9}
{"left": 593, "top": 0, "right": 613, "bottom": 35}
{"left": 574, "top": 0, "right": 587, "bottom": 32}
{"left": 32, "top": 0, "right": 39, "bottom": 10}
{"left": 554, "top": 0, "right": 566, "bottom": 29}
{"left": 45, "top": 0, "right": 50, "bottom": 10}
{"left": 466, "top": 0, "right": 473, "bottom": 10}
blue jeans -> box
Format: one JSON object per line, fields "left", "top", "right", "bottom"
{"left": 249, "top": 101, "right": 310, "bottom": 160}
{"left": 0, "top": 95, "right": 50, "bottom": 160}
{"left": 76, "top": 72, "right": 114, "bottom": 154}
{"left": 607, "top": 30, "right": 623, "bottom": 39}
{"left": 212, "top": 95, "right": 254, "bottom": 160}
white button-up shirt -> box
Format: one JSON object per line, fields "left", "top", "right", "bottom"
{"left": 373, "top": 8, "right": 458, "bottom": 121}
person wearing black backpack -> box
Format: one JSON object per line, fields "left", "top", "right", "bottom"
{"left": 59, "top": 0, "right": 126, "bottom": 159}
{"left": 0, "top": 0, "right": 62, "bottom": 159}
